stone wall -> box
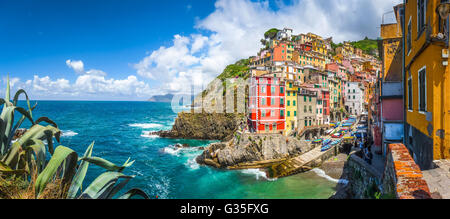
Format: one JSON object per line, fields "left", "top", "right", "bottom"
{"left": 382, "top": 143, "right": 432, "bottom": 199}
{"left": 405, "top": 123, "right": 434, "bottom": 170}
{"left": 346, "top": 154, "right": 383, "bottom": 199}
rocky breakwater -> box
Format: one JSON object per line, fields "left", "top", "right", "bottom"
{"left": 195, "top": 132, "right": 315, "bottom": 169}
{"left": 152, "top": 112, "right": 245, "bottom": 141}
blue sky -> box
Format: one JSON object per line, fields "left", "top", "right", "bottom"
{"left": 0, "top": 0, "right": 215, "bottom": 84}
{"left": 0, "top": 0, "right": 400, "bottom": 100}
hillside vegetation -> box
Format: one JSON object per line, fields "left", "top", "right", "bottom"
{"left": 217, "top": 59, "right": 250, "bottom": 81}
{"left": 349, "top": 38, "right": 378, "bottom": 56}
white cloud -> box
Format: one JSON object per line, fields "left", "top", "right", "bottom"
{"left": 6, "top": 0, "right": 402, "bottom": 100}
{"left": 66, "top": 59, "right": 85, "bottom": 74}
{"left": 5, "top": 60, "right": 153, "bottom": 100}
{"left": 134, "top": 0, "right": 400, "bottom": 95}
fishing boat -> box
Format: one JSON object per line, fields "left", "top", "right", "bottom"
{"left": 321, "top": 139, "right": 341, "bottom": 152}
{"left": 322, "top": 139, "right": 332, "bottom": 147}
{"left": 312, "top": 139, "right": 323, "bottom": 144}
{"left": 330, "top": 139, "right": 342, "bottom": 145}
{"left": 321, "top": 144, "right": 333, "bottom": 152}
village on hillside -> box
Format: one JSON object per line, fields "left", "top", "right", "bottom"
{"left": 246, "top": 27, "right": 380, "bottom": 136}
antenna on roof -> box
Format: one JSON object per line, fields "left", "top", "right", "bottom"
{"left": 382, "top": 11, "right": 395, "bottom": 25}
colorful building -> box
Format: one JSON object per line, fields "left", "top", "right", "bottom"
{"left": 403, "top": 0, "right": 450, "bottom": 169}
{"left": 372, "top": 3, "right": 404, "bottom": 157}
{"left": 285, "top": 79, "right": 299, "bottom": 135}
{"left": 248, "top": 76, "right": 286, "bottom": 134}
{"left": 297, "top": 88, "right": 318, "bottom": 130}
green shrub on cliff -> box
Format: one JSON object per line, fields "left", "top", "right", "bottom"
{"left": 217, "top": 59, "right": 250, "bottom": 81}
{"left": 264, "top": 28, "right": 280, "bottom": 39}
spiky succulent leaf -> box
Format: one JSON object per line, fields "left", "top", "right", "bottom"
{"left": 7, "top": 103, "right": 37, "bottom": 149}
{"left": 2, "top": 142, "right": 22, "bottom": 169}
{"left": 67, "top": 142, "right": 94, "bottom": 199}
{"left": 0, "top": 160, "right": 27, "bottom": 175}
{"left": 34, "top": 146, "right": 78, "bottom": 196}
{"left": 35, "top": 117, "right": 58, "bottom": 128}
{"left": 15, "top": 125, "right": 60, "bottom": 154}
{"left": 25, "top": 140, "right": 46, "bottom": 174}
{"left": 118, "top": 188, "right": 150, "bottom": 199}
{"left": 80, "top": 157, "right": 134, "bottom": 172}
{"left": 5, "top": 76, "right": 10, "bottom": 103}
{"left": 78, "top": 171, "right": 134, "bottom": 199}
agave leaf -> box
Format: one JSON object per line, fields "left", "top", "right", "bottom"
{"left": 0, "top": 106, "right": 15, "bottom": 154}
{"left": 2, "top": 142, "right": 22, "bottom": 169}
{"left": 118, "top": 188, "right": 149, "bottom": 199}
{"left": 35, "top": 117, "right": 58, "bottom": 128}
{"left": 25, "top": 140, "right": 46, "bottom": 174}
{"left": 0, "top": 160, "right": 27, "bottom": 175}
{"left": 80, "top": 157, "right": 134, "bottom": 172}
{"left": 105, "top": 175, "right": 133, "bottom": 199}
{"left": 7, "top": 102, "right": 37, "bottom": 149}
{"left": 5, "top": 75, "right": 10, "bottom": 103}
{"left": 78, "top": 172, "right": 133, "bottom": 199}
{"left": 0, "top": 106, "right": 35, "bottom": 154}
{"left": 67, "top": 142, "right": 95, "bottom": 199}
{"left": 0, "top": 118, "right": 6, "bottom": 155}
{"left": 13, "top": 89, "right": 32, "bottom": 112}
{"left": 16, "top": 125, "right": 60, "bottom": 154}
{"left": 34, "top": 146, "right": 78, "bottom": 196}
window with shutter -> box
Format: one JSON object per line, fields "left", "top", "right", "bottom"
{"left": 408, "top": 76, "right": 413, "bottom": 110}
{"left": 419, "top": 67, "right": 426, "bottom": 112}
{"left": 417, "top": 0, "right": 426, "bottom": 35}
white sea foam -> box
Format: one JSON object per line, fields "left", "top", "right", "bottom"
{"left": 162, "top": 146, "right": 182, "bottom": 157}
{"left": 240, "top": 169, "right": 276, "bottom": 181}
{"left": 312, "top": 168, "right": 349, "bottom": 185}
{"left": 129, "top": 123, "right": 163, "bottom": 129}
{"left": 141, "top": 131, "right": 159, "bottom": 139}
{"left": 62, "top": 130, "right": 78, "bottom": 137}
{"left": 186, "top": 156, "right": 200, "bottom": 170}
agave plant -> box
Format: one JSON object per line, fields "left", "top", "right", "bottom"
{"left": 0, "top": 77, "right": 149, "bottom": 199}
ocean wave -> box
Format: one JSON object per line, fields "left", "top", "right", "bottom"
{"left": 141, "top": 131, "right": 159, "bottom": 139}
{"left": 129, "top": 123, "right": 163, "bottom": 129}
{"left": 311, "top": 168, "right": 349, "bottom": 185}
{"left": 62, "top": 130, "right": 78, "bottom": 137}
{"left": 186, "top": 156, "right": 200, "bottom": 170}
{"left": 148, "top": 175, "right": 171, "bottom": 199}
{"left": 240, "top": 169, "right": 276, "bottom": 181}
{"left": 161, "top": 146, "right": 182, "bottom": 157}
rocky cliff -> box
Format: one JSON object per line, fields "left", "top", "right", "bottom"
{"left": 196, "top": 132, "right": 314, "bottom": 169}
{"left": 153, "top": 112, "right": 245, "bottom": 141}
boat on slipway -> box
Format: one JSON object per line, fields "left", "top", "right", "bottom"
{"left": 321, "top": 139, "right": 342, "bottom": 152}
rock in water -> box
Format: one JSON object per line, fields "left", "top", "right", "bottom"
{"left": 152, "top": 112, "right": 245, "bottom": 141}
{"left": 196, "top": 132, "right": 314, "bottom": 169}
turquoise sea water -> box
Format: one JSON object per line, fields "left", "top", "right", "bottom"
{"left": 17, "top": 101, "right": 338, "bottom": 199}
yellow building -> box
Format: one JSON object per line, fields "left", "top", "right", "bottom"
{"left": 404, "top": 0, "right": 450, "bottom": 169}
{"left": 328, "top": 78, "right": 339, "bottom": 110}
{"left": 285, "top": 80, "right": 299, "bottom": 135}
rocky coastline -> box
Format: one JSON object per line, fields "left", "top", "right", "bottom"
{"left": 151, "top": 112, "right": 245, "bottom": 141}
{"left": 195, "top": 132, "right": 314, "bottom": 170}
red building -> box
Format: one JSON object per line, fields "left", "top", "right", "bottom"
{"left": 248, "top": 76, "right": 286, "bottom": 133}
{"left": 300, "top": 42, "right": 312, "bottom": 51}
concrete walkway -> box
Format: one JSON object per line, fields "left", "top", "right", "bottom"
{"left": 422, "top": 160, "right": 450, "bottom": 199}
{"left": 267, "top": 145, "right": 338, "bottom": 178}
